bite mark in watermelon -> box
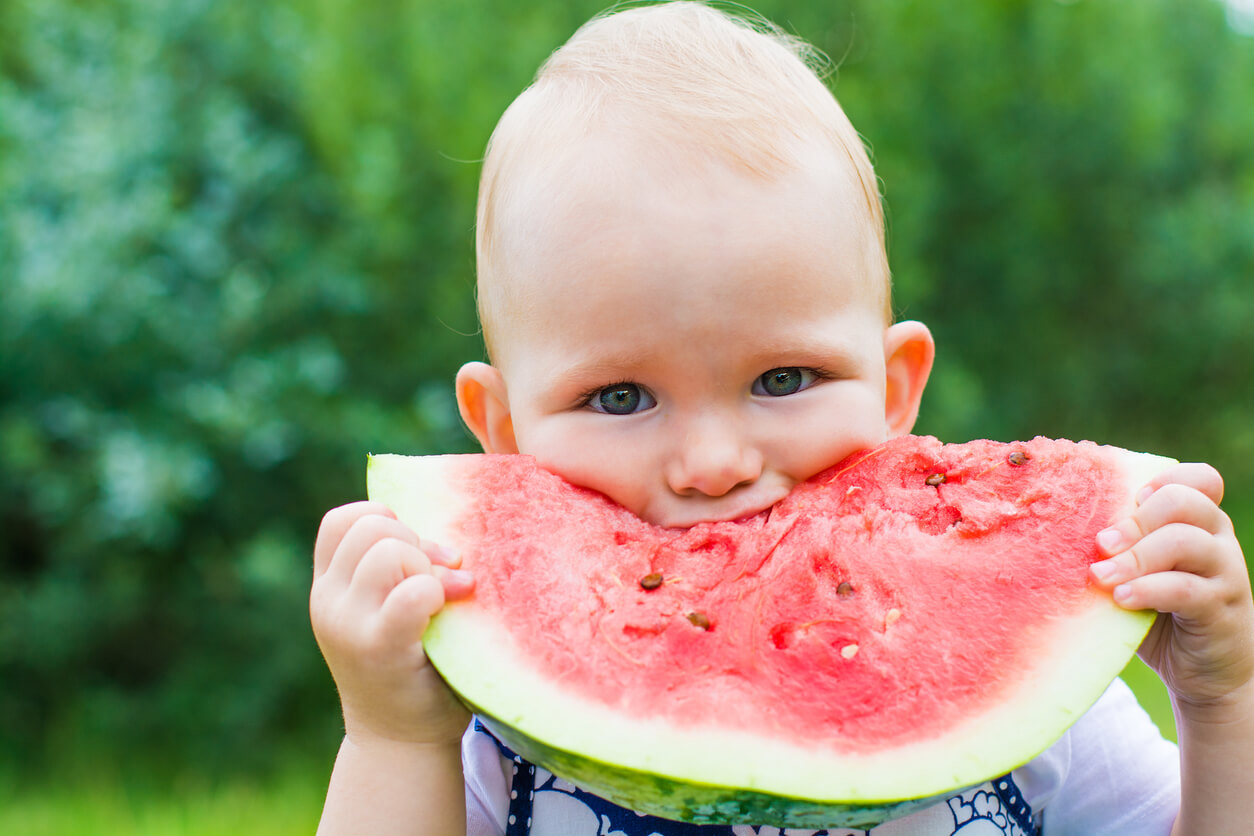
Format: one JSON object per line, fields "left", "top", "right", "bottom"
{"left": 367, "top": 435, "right": 1173, "bottom": 828}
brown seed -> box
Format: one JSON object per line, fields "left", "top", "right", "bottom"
{"left": 926, "top": 472, "right": 946, "bottom": 486}
{"left": 686, "top": 611, "right": 711, "bottom": 630}
{"left": 837, "top": 581, "right": 853, "bottom": 596}
{"left": 639, "top": 572, "right": 664, "bottom": 590}
{"left": 1008, "top": 451, "right": 1028, "bottom": 466}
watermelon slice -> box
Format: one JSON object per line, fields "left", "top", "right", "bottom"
{"left": 367, "top": 435, "right": 1172, "bottom": 828}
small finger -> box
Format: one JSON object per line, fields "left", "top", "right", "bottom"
{"left": 418, "top": 537, "right": 462, "bottom": 569}
{"left": 314, "top": 501, "right": 395, "bottom": 578}
{"left": 1135, "top": 462, "right": 1224, "bottom": 507}
{"left": 327, "top": 513, "right": 422, "bottom": 587}
{"left": 1091, "top": 523, "right": 1225, "bottom": 586}
{"left": 1110, "top": 569, "right": 1215, "bottom": 620}
{"left": 349, "top": 538, "right": 433, "bottom": 606}
{"left": 1137, "top": 483, "right": 1232, "bottom": 536}
{"left": 1096, "top": 485, "right": 1232, "bottom": 558}
{"left": 435, "top": 565, "right": 475, "bottom": 600}
{"left": 378, "top": 572, "right": 446, "bottom": 646}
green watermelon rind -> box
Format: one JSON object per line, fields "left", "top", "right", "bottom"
{"left": 367, "top": 444, "right": 1171, "bottom": 827}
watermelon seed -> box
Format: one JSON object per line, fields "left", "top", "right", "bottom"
{"left": 841, "top": 643, "right": 859, "bottom": 659}
{"left": 885, "top": 608, "right": 902, "bottom": 628}
{"left": 837, "top": 581, "right": 853, "bottom": 596}
{"left": 639, "top": 572, "right": 664, "bottom": 591}
{"left": 1008, "top": 451, "right": 1029, "bottom": 466}
{"left": 686, "top": 611, "right": 711, "bottom": 630}
{"left": 926, "top": 473, "right": 946, "bottom": 486}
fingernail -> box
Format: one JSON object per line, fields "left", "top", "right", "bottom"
{"left": 1113, "top": 583, "right": 1133, "bottom": 604}
{"left": 1090, "top": 559, "right": 1117, "bottom": 582}
{"left": 448, "top": 568, "right": 475, "bottom": 594}
{"left": 440, "top": 544, "right": 462, "bottom": 563}
{"left": 1096, "top": 528, "right": 1123, "bottom": 553}
{"left": 1135, "top": 485, "right": 1154, "bottom": 505}
{"left": 435, "top": 566, "right": 472, "bottom": 583}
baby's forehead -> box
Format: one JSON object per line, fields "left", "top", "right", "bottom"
{"left": 509, "top": 95, "right": 858, "bottom": 200}
{"left": 477, "top": 128, "right": 889, "bottom": 366}
{"left": 496, "top": 116, "right": 873, "bottom": 269}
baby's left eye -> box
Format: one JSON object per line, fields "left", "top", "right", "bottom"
{"left": 753, "top": 367, "right": 819, "bottom": 397}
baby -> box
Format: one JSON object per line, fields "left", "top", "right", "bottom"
{"left": 310, "top": 3, "right": 1254, "bottom": 834}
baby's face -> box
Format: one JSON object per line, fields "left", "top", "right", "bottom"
{"left": 465, "top": 134, "right": 929, "bottom": 528}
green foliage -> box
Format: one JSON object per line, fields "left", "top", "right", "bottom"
{"left": 0, "top": 0, "right": 483, "bottom": 765}
{"left": 841, "top": 0, "right": 1254, "bottom": 478}
{"left": 1, "top": 0, "right": 1250, "bottom": 774}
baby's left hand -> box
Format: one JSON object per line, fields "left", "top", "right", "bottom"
{"left": 1090, "top": 462, "right": 1254, "bottom": 718}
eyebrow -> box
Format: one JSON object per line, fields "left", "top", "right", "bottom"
{"left": 733, "top": 328, "right": 874, "bottom": 375}
{"left": 554, "top": 352, "right": 655, "bottom": 385}
{"left": 553, "top": 334, "right": 870, "bottom": 386}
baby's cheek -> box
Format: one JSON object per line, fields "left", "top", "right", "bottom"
{"left": 527, "top": 442, "right": 653, "bottom": 517}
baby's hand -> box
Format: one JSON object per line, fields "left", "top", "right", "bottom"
{"left": 311, "top": 501, "right": 474, "bottom": 746}
{"left": 1090, "top": 463, "right": 1254, "bottom": 717}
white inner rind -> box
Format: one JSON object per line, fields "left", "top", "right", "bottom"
{"left": 367, "top": 446, "right": 1172, "bottom": 803}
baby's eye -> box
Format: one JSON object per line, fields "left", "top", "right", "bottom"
{"left": 753, "top": 367, "right": 819, "bottom": 397}
{"left": 587, "top": 383, "right": 657, "bottom": 415}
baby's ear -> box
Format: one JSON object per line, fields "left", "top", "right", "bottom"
{"left": 882, "top": 320, "right": 935, "bottom": 437}
{"left": 455, "top": 362, "right": 519, "bottom": 454}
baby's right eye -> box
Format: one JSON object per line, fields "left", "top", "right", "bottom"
{"left": 587, "top": 383, "right": 657, "bottom": 415}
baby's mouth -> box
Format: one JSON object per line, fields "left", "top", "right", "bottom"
{"left": 651, "top": 489, "right": 788, "bottom": 530}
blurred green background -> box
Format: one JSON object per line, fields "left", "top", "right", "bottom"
{"left": 2, "top": 0, "right": 1251, "bottom": 831}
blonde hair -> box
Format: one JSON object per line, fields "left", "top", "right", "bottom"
{"left": 476, "top": 1, "right": 890, "bottom": 354}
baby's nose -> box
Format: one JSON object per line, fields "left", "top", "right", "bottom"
{"left": 666, "top": 422, "right": 764, "bottom": 498}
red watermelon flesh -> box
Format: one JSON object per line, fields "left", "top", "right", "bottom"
{"left": 449, "top": 435, "right": 1121, "bottom": 747}
{"left": 367, "top": 435, "right": 1169, "bottom": 826}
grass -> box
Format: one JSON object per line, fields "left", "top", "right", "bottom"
{"left": 0, "top": 755, "right": 326, "bottom": 836}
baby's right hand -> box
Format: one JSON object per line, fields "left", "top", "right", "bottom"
{"left": 311, "top": 501, "right": 474, "bottom": 747}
